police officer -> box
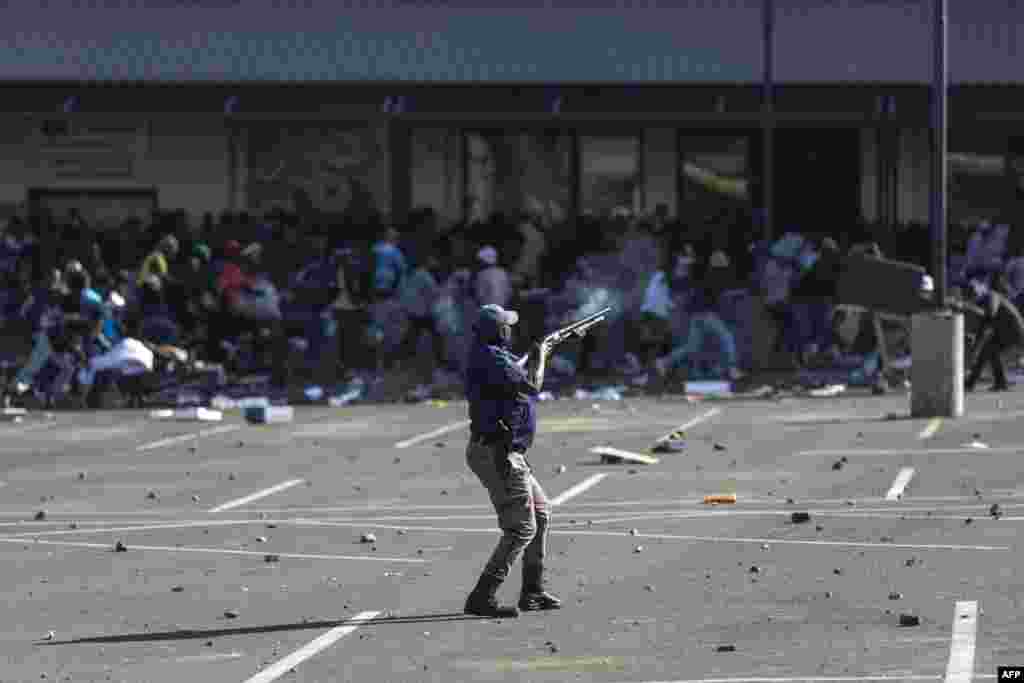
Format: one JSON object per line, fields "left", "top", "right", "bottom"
{"left": 463, "top": 303, "right": 561, "bottom": 618}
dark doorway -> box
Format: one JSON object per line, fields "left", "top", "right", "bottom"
{"left": 770, "top": 128, "right": 861, "bottom": 238}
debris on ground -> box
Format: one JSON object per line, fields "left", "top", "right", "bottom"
{"left": 833, "top": 568, "right": 843, "bottom": 575}
{"left": 174, "top": 407, "right": 223, "bottom": 422}
{"left": 898, "top": 614, "right": 920, "bottom": 627}
{"left": 592, "top": 446, "right": 659, "bottom": 465}
{"left": 191, "top": 495, "right": 201, "bottom": 503}
{"left": 990, "top": 504, "right": 1002, "bottom": 518}
{"left": 256, "top": 536, "right": 268, "bottom": 543}
{"left": 264, "top": 554, "right": 280, "bottom": 563}
{"left": 633, "top": 546, "right": 644, "bottom": 553}
{"left": 748, "top": 565, "right": 761, "bottom": 574}
{"left": 145, "top": 490, "right": 158, "bottom": 500}
{"left": 33, "top": 510, "right": 45, "bottom": 521}
{"left": 651, "top": 439, "right": 685, "bottom": 454}
{"left": 223, "top": 610, "right": 239, "bottom": 619}
{"left": 905, "top": 558, "right": 917, "bottom": 567}
{"left": 629, "top": 528, "right": 639, "bottom": 536}
{"left": 964, "top": 518, "right": 974, "bottom": 525}
{"left": 245, "top": 405, "right": 294, "bottom": 424}
{"left": 888, "top": 592, "right": 903, "bottom": 600}
{"left": 114, "top": 541, "right": 127, "bottom": 552}
{"left": 703, "top": 494, "right": 737, "bottom": 505}
{"left": 791, "top": 512, "right": 811, "bottom": 524}
{"left": 171, "top": 586, "right": 184, "bottom": 592}
{"left": 42, "top": 631, "right": 55, "bottom": 641}
{"left": 809, "top": 384, "right": 846, "bottom": 398}
{"left": 712, "top": 443, "right": 727, "bottom": 452}
{"left": 360, "top": 533, "right": 377, "bottom": 544}
{"left": 715, "top": 644, "right": 737, "bottom": 652}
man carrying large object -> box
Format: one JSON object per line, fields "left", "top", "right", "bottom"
{"left": 463, "top": 303, "right": 608, "bottom": 617}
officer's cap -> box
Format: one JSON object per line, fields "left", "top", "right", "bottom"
{"left": 478, "top": 304, "right": 519, "bottom": 326}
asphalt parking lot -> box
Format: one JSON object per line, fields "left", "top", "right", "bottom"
{"left": 1, "top": 388, "right": 1022, "bottom": 683}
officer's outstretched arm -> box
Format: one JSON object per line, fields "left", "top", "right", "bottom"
{"left": 523, "top": 340, "right": 551, "bottom": 392}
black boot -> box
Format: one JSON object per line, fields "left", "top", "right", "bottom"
{"left": 519, "top": 564, "right": 561, "bottom": 612}
{"left": 465, "top": 574, "right": 519, "bottom": 618}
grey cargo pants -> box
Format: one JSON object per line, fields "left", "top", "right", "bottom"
{"left": 466, "top": 438, "right": 550, "bottom": 585}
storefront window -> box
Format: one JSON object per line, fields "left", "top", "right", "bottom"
{"left": 579, "top": 136, "right": 642, "bottom": 217}
{"left": 678, "top": 135, "right": 750, "bottom": 223}
{"left": 463, "top": 130, "right": 571, "bottom": 224}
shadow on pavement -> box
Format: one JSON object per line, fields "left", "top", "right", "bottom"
{"left": 41, "top": 612, "right": 489, "bottom": 646}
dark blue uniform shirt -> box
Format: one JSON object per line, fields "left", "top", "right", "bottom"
{"left": 465, "top": 340, "right": 539, "bottom": 453}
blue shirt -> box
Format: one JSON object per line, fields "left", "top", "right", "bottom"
{"left": 465, "top": 340, "right": 539, "bottom": 453}
{"left": 371, "top": 242, "right": 408, "bottom": 296}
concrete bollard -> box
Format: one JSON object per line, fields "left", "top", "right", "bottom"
{"left": 910, "top": 311, "right": 964, "bottom": 418}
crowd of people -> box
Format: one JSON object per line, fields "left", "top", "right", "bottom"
{"left": 0, "top": 202, "right": 1020, "bottom": 408}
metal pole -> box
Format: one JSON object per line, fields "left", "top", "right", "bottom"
{"left": 931, "top": 0, "right": 948, "bottom": 307}
{"left": 762, "top": 0, "right": 775, "bottom": 242}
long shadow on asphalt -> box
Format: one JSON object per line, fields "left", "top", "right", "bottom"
{"left": 40, "top": 612, "right": 491, "bottom": 646}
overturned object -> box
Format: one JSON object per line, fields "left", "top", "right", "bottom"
{"left": 703, "top": 494, "right": 737, "bottom": 505}
{"left": 590, "top": 446, "right": 659, "bottom": 465}
{"left": 245, "top": 405, "right": 294, "bottom": 424}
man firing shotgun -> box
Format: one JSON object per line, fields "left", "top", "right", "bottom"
{"left": 462, "top": 304, "right": 610, "bottom": 618}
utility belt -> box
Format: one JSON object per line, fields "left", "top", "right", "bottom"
{"left": 470, "top": 427, "right": 532, "bottom": 479}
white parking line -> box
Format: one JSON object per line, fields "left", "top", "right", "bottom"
{"left": 394, "top": 419, "right": 470, "bottom": 449}
{"left": 918, "top": 418, "right": 943, "bottom": 440}
{"left": 208, "top": 479, "right": 305, "bottom": 513}
{"left": 797, "top": 447, "right": 1023, "bottom": 457}
{"left": 944, "top": 601, "right": 978, "bottom": 683}
{"left": 0, "top": 519, "right": 256, "bottom": 538}
{"left": 550, "top": 473, "right": 609, "bottom": 506}
{"left": 885, "top": 467, "right": 916, "bottom": 501}
{"left": 284, "top": 520, "right": 1010, "bottom": 551}
{"left": 655, "top": 408, "right": 721, "bottom": 443}
{"left": 243, "top": 610, "right": 380, "bottom": 683}
{"left": 135, "top": 425, "right": 241, "bottom": 452}
{"left": 0, "top": 537, "right": 429, "bottom": 562}
{"left": 608, "top": 676, "right": 996, "bottom": 683}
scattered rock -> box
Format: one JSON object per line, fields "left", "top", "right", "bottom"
{"left": 845, "top": 500, "right": 856, "bottom": 506}
{"left": 905, "top": 558, "right": 917, "bottom": 567}
{"left": 824, "top": 591, "right": 833, "bottom": 598}
{"left": 266, "top": 524, "right": 277, "bottom": 529}
{"left": 880, "top": 536, "right": 894, "bottom": 543}
{"left": 555, "top": 464, "right": 567, "bottom": 474}
{"left": 33, "top": 510, "right": 45, "bottom": 521}
{"left": 228, "top": 473, "right": 236, "bottom": 481}
{"left": 191, "top": 495, "right": 201, "bottom": 503}
{"left": 114, "top": 541, "right": 127, "bottom": 552}
{"left": 43, "top": 631, "right": 55, "bottom": 641}
{"left": 815, "top": 525, "right": 824, "bottom": 532}
{"left": 785, "top": 498, "right": 795, "bottom": 504}
{"left": 68, "top": 523, "right": 77, "bottom": 530}
{"left": 833, "top": 568, "right": 843, "bottom": 575}
{"left": 360, "top": 533, "right": 377, "bottom": 544}
{"left": 748, "top": 565, "right": 761, "bottom": 574}
{"left": 546, "top": 640, "right": 559, "bottom": 653}
{"left": 990, "top": 504, "right": 1002, "bottom": 518}
{"left": 76, "top": 472, "right": 86, "bottom": 481}
{"left": 629, "top": 528, "right": 638, "bottom": 536}
{"left": 633, "top": 545, "right": 644, "bottom": 553}
{"left": 396, "top": 529, "right": 407, "bottom": 536}
{"left": 713, "top": 443, "right": 727, "bottom": 451}
{"left": 205, "top": 640, "right": 214, "bottom": 647}
{"left": 791, "top": 512, "right": 811, "bottom": 524}
{"left": 256, "top": 536, "right": 268, "bottom": 543}
{"left": 434, "top": 442, "right": 445, "bottom": 448}
{"left": 264, "top": 554, "right": 280, "bottom": 563}
{"left": 965, "top": 517, "right": 974, "bottom": 525}
{"left": 760, "top": 544, "right": 770, "bottom": 550}
{"left": 889, "top": 592, "right": 903, "bottom": 600}
{"left": 223, "top": 610, "right": 239, "bottom": 619}
{"left": 171, "top": 585, "right": 184, "bottom": 592}
{"left": 145, "top": 490, "right": 157, "bottom": 500}
{"left": 831, "top": 460, "right": 844, "bottom": 471}
{"left": 715, "top": 644, "right": 736, "bottom": 652}
{"left": 440, "top": 490, "right": 448, "bottom": 496}
{"left": 898, "top": 614, "right": 920, "bottom": 627}
{"left": 644, "top": 584, "right": 655, "bottom": 592}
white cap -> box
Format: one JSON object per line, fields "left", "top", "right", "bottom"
{"left": 477, "top": 245, "right": 498, "bottom": 266}
{"left": 920, "top": 275, "right": 934, "bottom": 293}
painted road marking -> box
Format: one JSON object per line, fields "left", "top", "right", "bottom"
{"left": 285, "top": 521, "right": 1010, "bottom": 551}
{"left": 242, "top": 610, "right": 379, "bottom": 683}
{"left": 550, "top": 474, "right": 609, "bottom": 506}
{"left": 208, "top": 479, "right": 305, "bottom": 513}
{"left": 944, "top": 601, "right": 979, "bottom": 683}
{"left": 797, "top": 447, "right": 1023, "bottom": 457}
{"left": 394, "top": 419, "right": 470, "bottom": 449}
{"left": 0, "top": 519, "right": 258, "bottom": 538}
{"left": 918, "top": 418, "right": 943, "bottom": 440}
{"left": 0, "top": 537, "right": 429, "bottom": 562}
{"left": 655, "top": 408, "right": 720, "bottom": 443}
{"left": 606, "top": 677, "right": 997, "bottom": 683}
{"left": 885, "top": 467, "right": 916, "bottom": 501}
{"left": 135, "top": 425, "right": 241, "bottom": 452}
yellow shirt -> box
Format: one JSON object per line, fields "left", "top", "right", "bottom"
{"left": 137, "top": 251, "right": 168, "bottom": 285}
